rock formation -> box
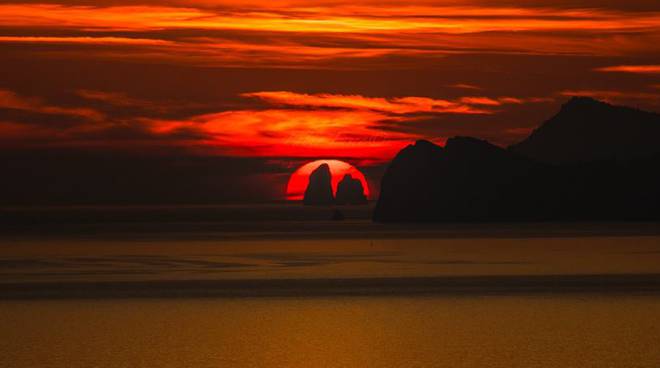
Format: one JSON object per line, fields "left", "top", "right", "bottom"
{"left": 510, "top": 97, "right": 660, "bottom": 164}
{"left": 335, "top": 174, "right": 368, "bottom": 205}
{"left": 374, "top": 137, "right": 539, "bottom": 222}
{"left": 374, "top": 98, "right": 660, "bottom": 222}
{"left": 303, "top": 163, "right": 334, "bottom": 205}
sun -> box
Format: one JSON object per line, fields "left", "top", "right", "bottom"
{"left": 286, "top": 159, "right": 370, "bottom": 201}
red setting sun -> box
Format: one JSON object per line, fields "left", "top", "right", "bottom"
{"left": 286, "top": 160, "right": 370, "bottom": 201}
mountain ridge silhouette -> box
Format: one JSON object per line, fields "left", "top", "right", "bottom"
{"left": 510, "top": 96, "right": 660, "bottom": 163}
{"left": 374, "top": 97, "right": 660, "bottom": 222}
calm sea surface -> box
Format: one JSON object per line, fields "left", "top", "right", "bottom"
{"left": 1, "top": 296, "right": 660, "bottom": 367}
{"left": 1, "top": 207, "right": 660, "bottom": 367}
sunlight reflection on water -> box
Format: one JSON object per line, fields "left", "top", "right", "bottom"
{"left": 2, "top": 233, "right": 660, "bottom": 367}
{"left": 1, "top": 296, "right": 660, "bottom": 368}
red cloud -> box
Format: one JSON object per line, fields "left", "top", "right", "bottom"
{"left": 1, "top": 88, "right": 555, "bottom": 159}
{"left": 141, "top": 91, "right": 553, "bottom": 159}
{"left": 242, "top": 91, "right": 493, "bottom": 115}
{"left": 242, "top": 92, "right": 549, "bottom": 114}
{"left": 144, "top": 108, "right": 415, "bottom": 159}
{"left": 595, "top": 65, "right": 660, "bottom": 74}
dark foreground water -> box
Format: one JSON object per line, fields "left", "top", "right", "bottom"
{"left": 1, "top": 207, "right": 660, "bottom": 367}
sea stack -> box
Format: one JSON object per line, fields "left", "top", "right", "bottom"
{"left": 335, "top": 174, "right": 367, "bottom": 205}
{"left": 303, "top": 163, "right": 334, "bottom": 205}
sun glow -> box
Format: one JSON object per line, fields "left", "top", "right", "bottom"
{"left": 286, "top": 160, "right": 370, "bottom": 201}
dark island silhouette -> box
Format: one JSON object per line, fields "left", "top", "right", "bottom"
{"left": 303, "top": 165, "right": 368, "bottom": 206}
{"left": 510, "top": 96, "right": 660, "bottom": 164}
{"left": 374, "top": 97, "right": 660, "bottom": 222}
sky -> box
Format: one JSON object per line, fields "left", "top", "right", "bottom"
{"left": 1, "top": 0, "right": 659, "bottom": 202}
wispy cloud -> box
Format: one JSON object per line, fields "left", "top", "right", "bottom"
{"left": 243, "top": 91, "right": 550, "bottom": 113}
{"left": 0, "top": 89, "right": 104, "bottom": 121}
{"left": 242, "top": 91, "right": 494, "bottom": 115}
{"left": 1, "top": 87, "right": 555, "bottom": 158}
{"left": 595, "top": 65, "right": 660, "bottom": 74}
{"left": 143, "top": 108, "right": 414, "bottom": 158}
{"left": 77, "top": 90, "right": 158, "bottom": 108}
{"left": 1, "top": 3, "right": 659, "bottom": 68}
{"left": 0, "top": 36, "right": 171, "bottom": 46}
{"left": 449, "top": 84, "right": 483, "bottom": 91}
{"left": 140, "top": 91, "right": 552, "bottom": 158}
{"left": 1, "top": 4, "right": 658, "bottom": 34}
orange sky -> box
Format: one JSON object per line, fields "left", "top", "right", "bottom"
{"left": 1, "top": 0, "right": 659, "bottom": 199}
{"left": 1, "top": 2, "right": 659, "bottom": 68}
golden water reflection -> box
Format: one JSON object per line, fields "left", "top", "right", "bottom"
{"left": 1, "top": 296, "right": 659, "bottom": 367}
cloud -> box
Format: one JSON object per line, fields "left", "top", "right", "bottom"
{"left": 242, "top": 91, "right": 493, "bottom": 114}
{"left": 0, "top": 36, "right": 171, "bottom": 46}
{"left": 458, "top": 96, "right": 502, "bottom": 106}
{"left": 1, "top": 3, "right": 659, "bottom": 68}
{"left": 1, "top": 87, "right": 556, "bottom": 158}
{"left": 449, "top": 84, "right": 483, "bottom": 91}
{"left": 139, "top": 91, "right": 553, "bottom": 159}
{"left": 0, "top": 89, "right": 211, "bottom": 148}
{"left": 77, "top": 89, "right": 157, "bottom": 107}
{"left": 1, "top": 4, "right": 658, "bottom": 35}
{"left": 0, "top": 89, "right": 104, "bottom": 121}
{"left": 75, "top": 89, "right": 212, "bottom": 117}
{"left": 243, "top": 91, "right": 550, "bottom": 113}
{"left": 595, "top": 65, "right": 660, "bottom": 74}
{"left": 143, "top": 108, "right": 415, "bottom": 159}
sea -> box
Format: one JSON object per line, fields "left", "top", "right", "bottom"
{"left": 1, "top": 204, "right": 659, "bottom": 367}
